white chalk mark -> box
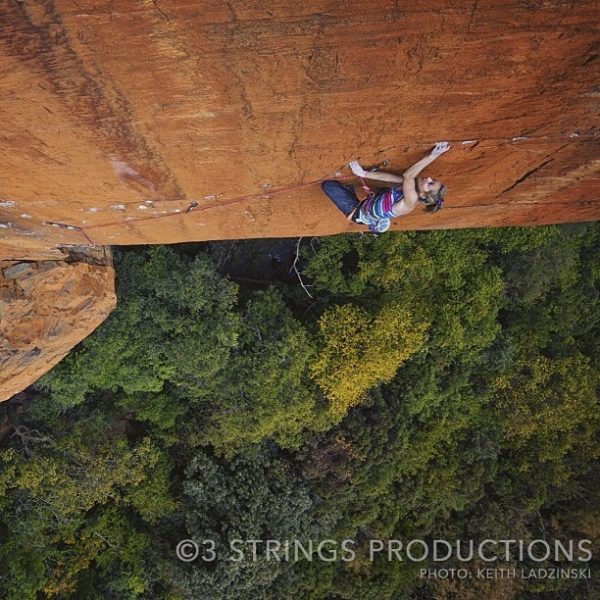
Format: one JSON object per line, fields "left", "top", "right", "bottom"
{"left": 110, "top": 157, "right": 156, "bottom": 192}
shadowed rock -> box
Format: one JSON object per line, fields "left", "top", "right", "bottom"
{"left": 0, "top": 248, "right": 115, "bottom": 402}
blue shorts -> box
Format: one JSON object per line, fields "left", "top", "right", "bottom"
{"left": 321, "top": 181, "right": 361, "bottom": 221}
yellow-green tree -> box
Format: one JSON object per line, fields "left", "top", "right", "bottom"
{"left": 310, "top": 303, "right": 427, "bottom": 416}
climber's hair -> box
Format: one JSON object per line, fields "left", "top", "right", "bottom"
{"left": 420, "top": 184, "right": 446, "bottom": 213}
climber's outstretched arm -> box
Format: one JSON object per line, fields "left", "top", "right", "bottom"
{"left": 348, "top": 162, "right": 404, "bottom": 184}
{"left": 349, "top": 142, "right": 450, "bottom": 195}
{"left": 403, "top": 142, "right": 450, "bottom": 179}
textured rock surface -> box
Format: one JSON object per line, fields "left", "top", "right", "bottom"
{"left": 0, "top": 248, "right": 115, "bottom": 402}
{"left": 0, "top": 0, "right": 598, "bottom": 258}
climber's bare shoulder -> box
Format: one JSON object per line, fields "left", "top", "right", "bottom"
{"left": 391, "top": 196, "right": 419, "bottom": 217}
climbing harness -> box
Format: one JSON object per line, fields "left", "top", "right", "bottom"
{"left": 348, "top": 176, "right": 404, "bottom": 233}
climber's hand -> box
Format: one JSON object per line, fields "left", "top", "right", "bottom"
{"left": 430, "top": 142, "right": 450, "bottom": 158}
{"left": 349, "top": 160, "right": 368, "bottom": 178}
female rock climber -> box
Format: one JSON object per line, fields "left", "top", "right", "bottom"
{"left": 322, "top": 141, "right": 450, "bottom": 233}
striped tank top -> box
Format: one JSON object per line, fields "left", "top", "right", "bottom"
{"left": 356, "top": 185, "right": 403, "bottom": 232}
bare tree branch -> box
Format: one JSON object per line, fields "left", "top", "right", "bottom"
{"left": 292, "top": 237, "right": 313, "bottom": 298}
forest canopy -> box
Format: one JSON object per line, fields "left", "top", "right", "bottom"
{"left": 1, "top": 223, "right": 598, "bottom": 599}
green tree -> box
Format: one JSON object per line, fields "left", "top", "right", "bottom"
{"left": 173, "top": 447, "right": 323, "bottom": 600}
{"left": 0, "top": 412, "right": 176, "bottom": 598}
{"left": 39, "top": 246, "right": 240, "bottom": 410}
{"left": 197, "top": 288, "right": 326, "bottom": 454}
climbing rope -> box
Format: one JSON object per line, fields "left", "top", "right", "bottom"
{"left": 78, "top": 174, "right": 358, "bottom": 235}
{"left": 36, "top": 129, "right": 595, "bottom": 241}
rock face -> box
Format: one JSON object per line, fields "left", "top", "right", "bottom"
{"left": 0, "top": 0, "right": 598, "bottom": 257}
{"left": 0, "top": 248, "right": 116, "bottom": 402}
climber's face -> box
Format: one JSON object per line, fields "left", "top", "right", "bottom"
{"left": 417, "top": 177, "right": 442, "bottom": 196}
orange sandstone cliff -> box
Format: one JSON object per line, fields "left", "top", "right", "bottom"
{"left": 0, "top": 0, "right": 598, "bottom": 397}
{"left": 1, "top": 0, "right": 598, "bottom": 254}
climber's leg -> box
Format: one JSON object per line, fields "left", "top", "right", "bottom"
{"left": 321, "top": 181, "right": 360, "bottom": 217}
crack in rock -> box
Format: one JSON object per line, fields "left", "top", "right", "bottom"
{"left": 498, "top": 159, "right": 553, "bottom": 196}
